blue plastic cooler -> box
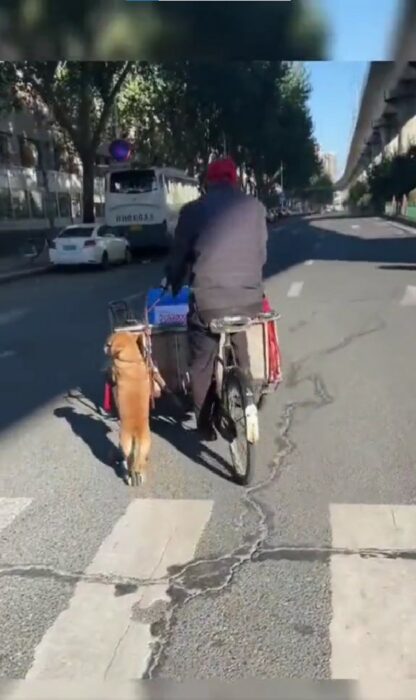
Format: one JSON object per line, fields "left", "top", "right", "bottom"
{"left": 146, "top": 286, "right": 190, "bottom": 326}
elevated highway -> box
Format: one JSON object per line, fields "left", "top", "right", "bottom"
{"left": 337, "top": 0, "right": 416, "bottom": 189}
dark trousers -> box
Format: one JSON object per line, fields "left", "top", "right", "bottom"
{"left": 187, "top": 301, "right": 262, "bottom": 425}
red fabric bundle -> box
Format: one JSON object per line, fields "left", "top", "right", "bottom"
{"left": 262, "top": 296, "right": 282, "bottom": 383}
{"left": 103, "top": 382, "right": 112, "bottom": 413}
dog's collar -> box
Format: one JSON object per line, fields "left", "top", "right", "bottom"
{"left": 104, "top": 338, "right": 151, "bottom": 365}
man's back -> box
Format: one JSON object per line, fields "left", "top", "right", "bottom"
{"left": 190, "top": 183, "right": 268, "bottom": 312}
{"left": 164, "top": 157, "right": 268, "bottom": 439}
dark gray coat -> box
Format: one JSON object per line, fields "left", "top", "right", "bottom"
{"left": 165, "top": 183, "right": 268, "bottom": 312}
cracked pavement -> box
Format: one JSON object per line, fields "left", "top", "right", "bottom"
{"left": 2, "top": 215, "right": 416, "bottom": 680}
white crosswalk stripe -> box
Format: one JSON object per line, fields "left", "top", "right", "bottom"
{"left": 400, "top": 285, "right": 416, "bottom": 306}
{"left": 287, "top": 281, "right": 304, "bottom": 297}
{"left": 0, "top": 497, "right": 31, "bottom": 534}
{"left": 330, "top": 504, "right": 416, "bottom": 679}
{"left": 25, "top": 498, "right": 213, "bottom": 680}
{"left": 3, "top": 495, "right": 416, "bottom": 686}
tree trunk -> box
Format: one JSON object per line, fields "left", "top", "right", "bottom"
{"left": 254, "top": 168, "right": 266, "bottom": 200}
{"left": 81, "top": 152, "right": 95, "bottom": 223}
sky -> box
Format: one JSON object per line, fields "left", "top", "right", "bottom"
{"left": 305, "top": 61, "right": 368, "bottom": 181}
{"left": 319, "top": 0, "right": 401, "bottom": 61}
{"left": 306, "top": 0, "right": 402, "bottom": 180}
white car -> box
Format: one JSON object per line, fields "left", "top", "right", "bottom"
{"left": 49, "top": 223, "right": 132, "bottom": 268}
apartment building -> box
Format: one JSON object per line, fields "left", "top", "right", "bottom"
{"left": 0, "top": 105, "right": 110, "bottom": 231}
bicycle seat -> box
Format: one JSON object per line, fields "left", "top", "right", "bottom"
{"left": 256, "top": 311, "right": 281, "bottom": 322}
{"left": 209, "top": 315, "right": 253, "bottom": 334}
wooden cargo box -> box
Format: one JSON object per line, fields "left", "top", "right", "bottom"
{"left": 151, "top": 318, "right": 276, "bottom": 395}
{"left": 150, "top": 326, "right": 190, "bottom": 394}
{"left": 246, "top": 321, "right": 269, "bottom": 384}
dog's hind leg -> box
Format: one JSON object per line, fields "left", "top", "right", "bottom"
{"left": 119, "top": 429, "right": 133, "bottom": 484}
{"left": 131, "top": 428, "right": 151, "bottom": 484}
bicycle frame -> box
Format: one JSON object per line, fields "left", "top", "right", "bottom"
{"left": 213, "top": 330, "right": 241, "bottom": 400}
{"left": 211, "top": 311, "right": 280, "bottom": 399}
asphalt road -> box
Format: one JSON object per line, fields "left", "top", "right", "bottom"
{"left": 2, "top": 215, "right": 416, "bottom": 693}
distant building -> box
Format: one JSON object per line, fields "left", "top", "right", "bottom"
{"left": 0, "top": 104, "right": 110, "bottom": 230}
{"left": 318, "top": 150, "right": 337, "bottom": 182}
{"left": 333, "top": 190, "right": 345, "bottom": 210}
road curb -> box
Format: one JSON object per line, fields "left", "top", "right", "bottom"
{"left": 383, "top": 214, "right": 416, "bottom": 233}
{"left": 0, "top": 264, "right": 51, "bottom": 286}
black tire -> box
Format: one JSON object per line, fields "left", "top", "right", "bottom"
{"left": 223, "top": 367, "right": 256, "bottom": 486}
{"left": 101, "top": 252, "right": 109, "bottom": 270}
{"left": 257, "top": 388, "right": 269, "bottom": 412}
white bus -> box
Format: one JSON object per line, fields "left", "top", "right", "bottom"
{"left": 104, "top": 165, "right": 200, "bottom": 251}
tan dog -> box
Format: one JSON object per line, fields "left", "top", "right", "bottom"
{"left": 106, "top": 331, "right": 153, "bottom": 485}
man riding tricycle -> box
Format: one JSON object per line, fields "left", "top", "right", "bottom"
{"left": 105, "top": 157, "right": 282, "bottom": 486}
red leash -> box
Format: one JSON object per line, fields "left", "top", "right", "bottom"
{"left": 103, "top": 382, "right": 112, "bottom": 413}
{"left": 262, "top": 296, "right": 282, "bottom": 384}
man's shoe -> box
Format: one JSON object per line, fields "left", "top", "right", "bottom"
{"left": 196, "top": 410, "right": 218, "bottom": 442}
{"left": 214, "top": 406, "right": 237, "bottom": 443}
{"left": 197, "top": 424, "right": 218, "bottom": 442}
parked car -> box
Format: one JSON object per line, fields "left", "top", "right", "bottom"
{"left": 49, "top": 224, "right": 132, "bottom": 269}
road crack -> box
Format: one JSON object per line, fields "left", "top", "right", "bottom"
{"left": 142, "top": 400, "right": 295, "bottom": 677}
{"left": 141, "top": 343, "right": 349, "bottom": 677}
{"left": 2, "top": 318, "right": 381, "bottom": 678}
{"left": 0, "top": 364, "right": 334, "bottom": 678}
{"left": 144, "top": 368, "right": 334, "bottom": 678}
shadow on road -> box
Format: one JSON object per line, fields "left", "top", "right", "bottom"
{"left": 307, "top": 212, "right": 375, "bottom": 221}
{"left": 53, "top": 405, "right": 125, "bottom": 481}
{"left": 150, "top": 395, "right": 236, "bottom": 483}
{"left": 378, "top": 264, "right": 416, "bottom": 271}
{"left": 66, "top": 379, "right": 235, "bottom": 482}
{"left": 264, "top": 216, "right": 416, "bottom": 280}
{"left": 1, "top": 215, "right": 416, "bottom": 455}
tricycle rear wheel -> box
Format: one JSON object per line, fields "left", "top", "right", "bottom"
{"left": 223, "top": 367, "right": 256, "bottom": 486}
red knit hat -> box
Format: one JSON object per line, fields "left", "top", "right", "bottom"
{"left": 206, "top": 157, "right": 238, "bottom": 185}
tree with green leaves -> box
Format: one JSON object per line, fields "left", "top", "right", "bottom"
{"left": 367, "top": 146, "right": 416, "bottom": 212}
{"left": 389, "top": 146, "right": 416, "bottom": 200}
{"left": 0, "top": 59, "right": 322, "bottom": 221}
{"left": 0, "top": 61, "right": 134, "bottom": 221}
{"left": 348, "top": 179, "right": 369, "bottom": 208}
{"left": 182, "top": 62, "right": 320, "bottom": 195}
{"left": 270, "top": 63, "right": 321, "bottom": 193}
{"left": 118, "top": 61, "right": 321, "bottom": 196}
{"left": 117, "top": 64, "right": 221, "bottom": 173}
{"left": 304, "top": 172, "right": 334, "bottom": 206}
{"left": 367, "top": 157, "right": 394, "bottom": 211}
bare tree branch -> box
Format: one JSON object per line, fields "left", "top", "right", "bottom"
{"left": 91, "top": 61, "right": 132, "bottom": 150}
{"left": 27, "top": 63, "right": 80, "bottom": 145}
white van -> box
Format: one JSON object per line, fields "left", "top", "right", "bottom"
{"left": 105, "top": 165, "right": 200, "bottom": 251}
